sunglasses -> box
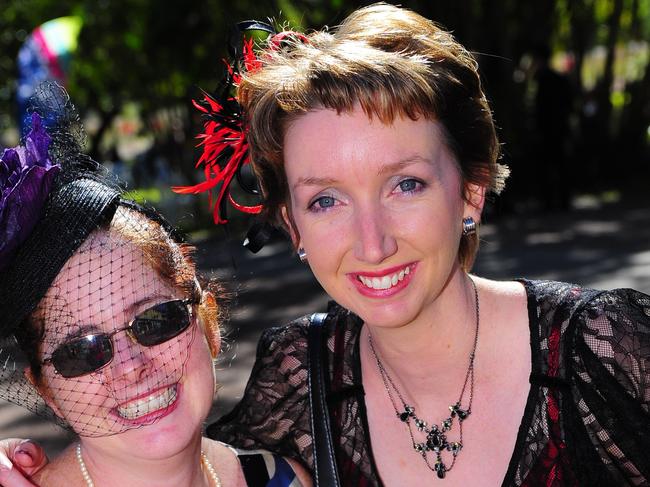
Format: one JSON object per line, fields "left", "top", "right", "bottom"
{"left": 42, "top": 298, "right": 196, "bottom": 378}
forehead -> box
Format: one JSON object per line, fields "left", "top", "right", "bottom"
{"left": 39, "top": 228, "right": 174, "bottom": 334}
{"left": 283, "top": 108, "right": 456, "bottom": 187}
{"left": 284, "top": 108, "right": 447, "bottom": 172}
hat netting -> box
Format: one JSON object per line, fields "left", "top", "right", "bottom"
{"left": 0, "top": 82, "right": 201, "bottom": 437}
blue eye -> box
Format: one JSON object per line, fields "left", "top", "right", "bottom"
{"left": 309, "top": 196, "right": 336, "bottom": 211}
{"left": 397, "top": 179, "right": 422, "bottom": 193}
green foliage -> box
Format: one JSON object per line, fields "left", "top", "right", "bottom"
{"left": 123, "top": 187, "right": 162, "bottom": 203}
{"left": 1, "top": 0, "right": 648, "bottom": 219}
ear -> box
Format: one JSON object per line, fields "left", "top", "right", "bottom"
{"left": 24, "top": 367, "right": 65, "bottom": 419}
{"left": 280, "top": 205, "right": 301, "bottom": 250}
{"left": 198, "top": 291, "right": 221, "bottom": 359}
{"left": 463, "top": 183, "right": 486, "bottom": 221}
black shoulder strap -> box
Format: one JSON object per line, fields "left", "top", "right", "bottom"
{"left": 308, "top": 312, "right": 342, "bottom": 487}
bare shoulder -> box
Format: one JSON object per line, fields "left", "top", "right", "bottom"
{"left": 471, "top": 276, "right": 530, "bottom": 371}
{"left": 474, "top": 276, "right": 526, "bottom": 297}
{"left": 472, "top": 276, "right": 527, "bottom": 318}
{"left": 31, "top": 444, "right": 79, "bottom": 487}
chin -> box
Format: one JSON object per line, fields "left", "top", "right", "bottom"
{"left": 111, "top": 398, "right": 204, "bottom": 455}
{"left": 118, "top": 418, "right": 201, "bottom": 457}
{"left": 348, "top": 296, "right": 422, "bottom": 329}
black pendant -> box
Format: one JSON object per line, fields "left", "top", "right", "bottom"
{"left": 449, "top": 404, "right": 457, "bottom": 417}
{"left": 426, "top": 430, "right": 447, "bottom": 451}
{"left": 457, "top": 408, "right": 469, "bottom": 421}
{"left": 435, "top": 462, "right": 446, "bottom": 479}
{"left": 399, "top": 411, "right": 410, "bottom": 422}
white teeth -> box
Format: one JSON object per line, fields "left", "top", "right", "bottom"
{"left": 358, "top": 266, "right": 412, "bottom": 290}
{"left": 117, "top": 385, "right": 177, "bottom": 420}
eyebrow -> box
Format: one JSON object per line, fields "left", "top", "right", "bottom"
{"left": 377, "top": 156, "right": 432, "bottom": 176}
{"left": 293, "top": 156, "right": 432, "bottom": 190}
{"left": 293, "top": 176, "right": 340, "bottom": 190}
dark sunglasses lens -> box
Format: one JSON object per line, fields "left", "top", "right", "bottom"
{"left": 51, "top": 335, "right": 113, "bottom": 378}
{"left": 131, "top": 300, "right": 191, "bottom": 347}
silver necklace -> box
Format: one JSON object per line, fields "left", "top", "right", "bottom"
{"left": 368, "top": 277, "right": 479, "bottom": 480}
{"left": 76, "top": 443, "right": 222, "bottom": 487}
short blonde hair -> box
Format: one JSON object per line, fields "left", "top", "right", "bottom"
{"left": 239, "top": 3, "right": 509, "bottom": 270}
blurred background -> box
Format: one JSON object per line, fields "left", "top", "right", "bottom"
{"left": 1, "top": 0, "right": 649, "bottom": 458}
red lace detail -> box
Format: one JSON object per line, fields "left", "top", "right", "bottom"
{"left": 522, "top": 305, "right": 578, "bottom": 486}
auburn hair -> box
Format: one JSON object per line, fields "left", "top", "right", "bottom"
{"left": 239, "top": 2, "right": 509, "bottom": 270}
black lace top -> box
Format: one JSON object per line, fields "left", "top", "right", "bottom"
{"left": 208, "top": 280, "right": 650, "bottom": 486}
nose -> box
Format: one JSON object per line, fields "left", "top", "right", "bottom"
{"left": 109, "top": 331, "right": 151, "bottom": 383}
{"left": 352, "top": 201, "right": 398, "bottom": 264}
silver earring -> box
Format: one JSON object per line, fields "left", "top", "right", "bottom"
{"left": 462, "top": 217, "right": 477, "bottom": 236}
{"left": 297, "top": 247, "right": 307, "bottom": 263}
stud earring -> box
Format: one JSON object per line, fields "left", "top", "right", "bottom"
{"left": 297, "top": 247, "right": 307, "bottom": 263}
{"left": 462, "top": 217, "right": 477, "bottom": 236}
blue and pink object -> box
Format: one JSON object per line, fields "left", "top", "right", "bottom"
{"left": 17, "top": 16, "right": 82, "bottom": 131}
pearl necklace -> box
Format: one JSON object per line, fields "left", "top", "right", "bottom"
{"left": 76, "top": 443, "right": 222, "bottom": 487}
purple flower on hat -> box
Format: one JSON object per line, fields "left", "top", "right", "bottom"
{"left": 0, "top": 113, "right": 60, "bottom": 269}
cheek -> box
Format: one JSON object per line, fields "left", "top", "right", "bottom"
{"left": 41, "top": 373, "right": 109, "bottom": 424}
{"left": 185, "top": 332, "right": 216, "bottom": 390}
{"left": 297, "top": 218, "right": 349, "bottom": 272}
{"left": 292, "top": 202, "right": 351, "bottom": 244}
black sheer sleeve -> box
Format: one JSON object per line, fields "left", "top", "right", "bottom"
{"left": 569, "top": 288, "right": 650, "bottom": 485}
{"left": 206, "top": 317, "right": 314, "bottom": 467}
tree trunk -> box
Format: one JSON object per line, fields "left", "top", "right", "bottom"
{"left": 568, "top": 0, "right": 596, "bottom": 99}
{"left": 598, "top": 0, "right": 624, "bottom": 134}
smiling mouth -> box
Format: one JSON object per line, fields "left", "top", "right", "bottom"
{"left": 116, "top": 385, "right": 178, "bottom": 420}
{"left": 357, "top": 264, "right": 413, "bottom": 290}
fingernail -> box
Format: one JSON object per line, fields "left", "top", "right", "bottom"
{"left": 0, "top": 454, "right": 13, "bottom": 472}
{"left": 15, "top": 449, "right": 33, "bottom": 459}
{"left": 16, "top": 440, "right": 35, "bottom": 458}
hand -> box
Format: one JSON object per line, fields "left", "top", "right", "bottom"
{"left": 0, "top": 439, "right": 48, "bottom": 486}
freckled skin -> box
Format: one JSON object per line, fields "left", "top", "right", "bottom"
{"left": 283, "top": 107, "right": 481, "bottom": 331}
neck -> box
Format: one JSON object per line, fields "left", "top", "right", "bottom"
{"left": 363, "top": 270, "right": 479, "bottom": 395}
{"left": 77, "top": 437, "right": 210, "bottom": 487}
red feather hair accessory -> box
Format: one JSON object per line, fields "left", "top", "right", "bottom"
{"left": 173, "top": 22, "right": 307, "bottom": 225}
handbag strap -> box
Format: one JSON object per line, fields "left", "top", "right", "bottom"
{"left": 308, "top": 312, "right": 342, "bottom": 487}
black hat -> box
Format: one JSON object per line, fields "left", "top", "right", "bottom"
{"left": 0, "top": 82, "right": 120, "bottom": 338}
